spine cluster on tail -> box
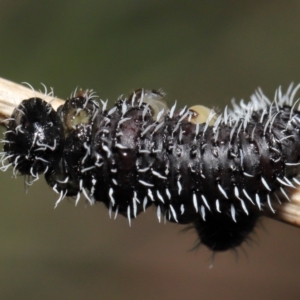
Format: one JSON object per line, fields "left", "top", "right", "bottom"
{"left": 1, "top": 85, "right": 300, "bottom": 252}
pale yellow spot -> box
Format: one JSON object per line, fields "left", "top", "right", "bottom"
{"left": 189, "top": 105, "right": 218, "bottom": 125}
{"left": 141, "top": 90, "right": 168, "bottom": 121}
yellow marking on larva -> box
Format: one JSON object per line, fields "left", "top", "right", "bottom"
{"left": 141, "top": 90, "right": 169, "bottom": 121}
{"left": 189, "top": 105, "right": 218, "bottom": 125}
{"left": 66, "top": 108, "right": 91, "bottom": 129}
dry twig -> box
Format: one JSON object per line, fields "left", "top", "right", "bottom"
{"left": 0, "top": 77, "right": 64, "bottom": 124}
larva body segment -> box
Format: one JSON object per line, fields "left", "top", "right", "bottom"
{"left": 45, "top": 94, "right": 99, "bottom": 204}
{"left": 91, "top": 100, "right": 149, "bottom": 218}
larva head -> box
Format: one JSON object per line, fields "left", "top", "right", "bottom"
{"left": 194, "top": 209, "right": 259, "bottom": 252}
{"left": 3, "top": 98, "right": 64, "bottom": 176}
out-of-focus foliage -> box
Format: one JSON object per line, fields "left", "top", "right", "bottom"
{"left": 1, "top": 1, "right": 300, "bottom": 299}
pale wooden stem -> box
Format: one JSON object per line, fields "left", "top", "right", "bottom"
{"left": 0, "top": 77, "right": 299, "bottom": 227}
{"left": 0, "top": 77, "right": 64, "bottom": 123}
{"left": 266, "top": 189, "right": 300, "bottom": 228}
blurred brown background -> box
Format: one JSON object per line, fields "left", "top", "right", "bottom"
{"left": 1, "top": 1, "right": 300, "bottom": 299}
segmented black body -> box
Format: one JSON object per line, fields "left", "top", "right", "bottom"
{"left": 2, "top": 86, "right": 300, "bottom": 252}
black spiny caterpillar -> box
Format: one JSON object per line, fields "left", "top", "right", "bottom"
{"left": 2, "top": 85, "right": 300, "bottom": 252}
